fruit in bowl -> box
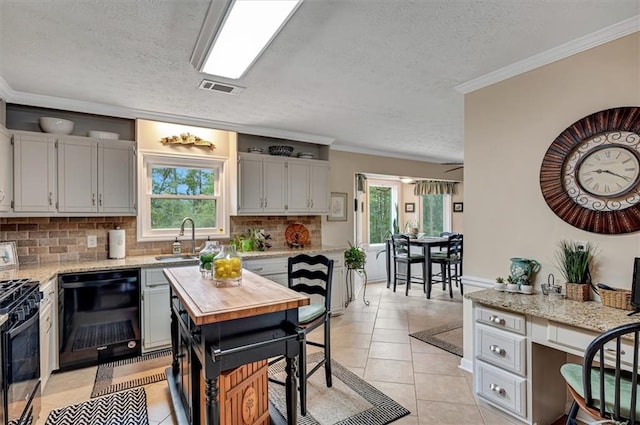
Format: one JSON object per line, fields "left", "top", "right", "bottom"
{"left": 39, "top": 117, "right": 74, "bottom": 134}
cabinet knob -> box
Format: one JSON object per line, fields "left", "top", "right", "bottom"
{"left": 99, "top": 193, "right": 103, "bottom": 206}
{"left": 489, "top": 383, "right": 506, "bottom": 395}
{"left": 92, "top": 193, "right": 96, "bottom": 206}
{"left": 48, "top": 192, "right": 53, "bottom": 206}
{"left": 488, "top": 315, "right": 505, "bottom": 325}
{"left": 489, "top": 344, "right": 506, "bottom": 356}
{"left": 0, "top": 190, "right": 4, "bottom": 202}
{"left": 605, "top": 346, "right": 626, "bottom": 355}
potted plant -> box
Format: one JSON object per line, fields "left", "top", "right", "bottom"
{"left": 554, "top": 240, "right": 596, "bottom": 301}
{"left": 494, "top": 276, "right": 507, "bottom": 291}
{"left": 345, "top": 242, "right": 366, "bottom": 271}
{"left": 519, "top": 276, "right": 534, "bottom": 294}
{"left": 506, "top": 275, "right": 520, "bottom": 292}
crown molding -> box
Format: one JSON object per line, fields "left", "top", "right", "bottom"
{"left": 0, "top": 78, "right": 335, "bottom": 145}
{"left": 330, "top": 142, "right": 460, "bottom": 165}
{"left": 455, "top": 14, "right": 640, "bottom": 94}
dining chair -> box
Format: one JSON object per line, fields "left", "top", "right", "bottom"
{"left": 390, "top": 234, "right": 426, "bottom": 295}
{"left": 429, "top": 233, "right": 463, "bottom": 297}
{"left": 560, "top": 321, "right": 640, "bottom": 425}
{"left": 285, "top": 254, "right": 334, "bottom": 416}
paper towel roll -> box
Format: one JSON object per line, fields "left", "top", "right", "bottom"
{"left": 109, "top": 229, "right": 126, "bottom": 259}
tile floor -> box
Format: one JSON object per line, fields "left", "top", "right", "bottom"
{"left": 36, "top": 280, "right": 519, "bottom": 425}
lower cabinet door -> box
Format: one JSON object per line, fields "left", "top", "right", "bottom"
{"left": 142, "top": 285, "right": 171, "bottom": 351}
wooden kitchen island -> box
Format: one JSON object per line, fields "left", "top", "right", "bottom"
{"left": 163, "top": 266, "right": 309, "bottom": 425}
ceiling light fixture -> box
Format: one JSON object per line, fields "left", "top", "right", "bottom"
{"left": 400, "top": 177, "right": 414, "bottom": 184}
{"left": 191, "top": 0, "right": 303, "bottom": 80}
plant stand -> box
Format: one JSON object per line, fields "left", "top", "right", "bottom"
{"left": 345, "top": 267, "right": 369, "bottom": 307}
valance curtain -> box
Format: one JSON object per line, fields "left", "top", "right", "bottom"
{"left": 414, "top": 180, "right": 457, "bottom": 196}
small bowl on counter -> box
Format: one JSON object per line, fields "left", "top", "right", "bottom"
{"left": 39, "top": 117, "right": 74, "bottom": 134}
{"left": 247, "top": 147, "right": 264, "bottom": 154}
{"left": 297, "top": 152, "right": 314, "bottom": 159}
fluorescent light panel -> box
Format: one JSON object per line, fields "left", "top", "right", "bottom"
{"left": 202, "top": 0, "right": 302, "bottom": 79}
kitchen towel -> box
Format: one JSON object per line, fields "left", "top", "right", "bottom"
{"left": 108, "top": 229, "right": 126, "bottom": 259}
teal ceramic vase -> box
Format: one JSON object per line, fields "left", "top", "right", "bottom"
{"left": 509, "top": 257, "right": 541, "bottom": 283}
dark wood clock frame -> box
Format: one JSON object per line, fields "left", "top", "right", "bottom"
{"left": 540, "top": 106, "right": 640, "bottom": 234}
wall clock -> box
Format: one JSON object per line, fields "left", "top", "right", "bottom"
{"left": 540, "top": 107, "right": 640, "bottom": 234}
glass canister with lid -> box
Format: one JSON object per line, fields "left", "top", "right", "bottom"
{"left": 213, "top": 244, "right": 242, "bottom": 285}
{"left": 199, "top": 240, "right": 219, "bottom": 278}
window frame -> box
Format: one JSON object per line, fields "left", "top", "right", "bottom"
{"left": 419, "top": 193, "right": 452, "bottom": 236}
{"left": 137, "top": 151, "right": 230, "bottom": 242}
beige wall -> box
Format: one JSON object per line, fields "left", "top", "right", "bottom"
{"left": 465, "top": 33, "right": 640, "bottom": 288}
{"left": 322, "top": 150, "right": 464, "bottom": 246}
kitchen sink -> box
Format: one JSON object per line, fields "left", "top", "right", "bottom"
{"left": 154, "top": 254, "right": 199, "bottom": 262}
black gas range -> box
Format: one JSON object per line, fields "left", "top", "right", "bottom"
{"left": 0, "top": 278, "right": 41, "bottom": 425}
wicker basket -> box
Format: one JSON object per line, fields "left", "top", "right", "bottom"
{"left": 599, "top": 287, "right": 634, "bottom": 311}
{"left": 565, "top": 282, "right": 590, "bottom": 302}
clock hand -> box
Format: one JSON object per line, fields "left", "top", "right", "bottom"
{"left": 602, "top": 169, "right": 632, "bottom": 181}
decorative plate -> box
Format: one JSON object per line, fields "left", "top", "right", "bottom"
{"left": 285, "top": 223, "right": 309, "bottom": 248}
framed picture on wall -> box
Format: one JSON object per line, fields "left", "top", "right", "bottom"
{"left": 0, "top": 241, "right": 18, "bottom": 270}
{"left": 328, "top": 192, "right": 348, "bottom": 221}
{"left": 453, "top": 202, "right": 463, "bottom": 213}
{"left": 405, "top": 202, "right": 415, "bottom": 213}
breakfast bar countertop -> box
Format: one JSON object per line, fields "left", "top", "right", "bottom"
{"left": 466, "top": 288, "right": 640, "bottom": 335}
{"left": 0, "top": 245, "right": 346, "bottom": 284}
{"left": 164, "top": 266, "right": 309, "bottom": 325}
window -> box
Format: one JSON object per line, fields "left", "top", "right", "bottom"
{"left": 139, "top": 152, "right": 228, "bottom": 241}
{"left": 368, "top": 183, "right": 397, "bottom": 244}
{"left": 421, "top": 194, "right": 451, "bottom": 236}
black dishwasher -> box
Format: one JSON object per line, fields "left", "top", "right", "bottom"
{"left": 58, "top": 268, "right": 141, "bottom": 370}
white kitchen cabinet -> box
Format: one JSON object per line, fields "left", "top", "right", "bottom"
{"left": 238, "top": 153, "right": 286, "bottom": 214}
{"left": 287, "top": 160, "right": 330, "bottom": 214}
{"left": 58, "top": 136, "right": 136, "bottom": 214}
{"left": 13, "top": 131, "right": 57, "bottom": 212}
{"left": 142, "top": 265, "right": 193, "bottom": 352}
{"left": 39, "top": 278, "right": 57, "bottom": 390}
{"left": 238, "top": 152, "right": 330, "bottom": 216}
{"left": 243, "top": 251, "right": 345, "bottom": 315}
{"left": 0, "top": 125, "right": 12, "bottom": 212}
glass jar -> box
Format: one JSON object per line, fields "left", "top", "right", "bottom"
{"left": 199, "top": 241, "right": 219, "bottom": 278}
{"left": 213, "top": 244, "right": 242, "bottom": 286}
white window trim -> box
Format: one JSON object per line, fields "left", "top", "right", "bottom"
{"left": 418, "top": 193, "right": 452, "bottom": 235}
{"left": 137, "top": 150, "right": 231, "bottom": 242}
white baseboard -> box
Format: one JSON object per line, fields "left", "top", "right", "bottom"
{"left": 459, "top": 357, "right": 473, "bottom": 373}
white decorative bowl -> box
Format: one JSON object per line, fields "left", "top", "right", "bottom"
{"left": 39, "top": 117, "right": 74, "bottom": 134}
{"left": 89, "top": 130, "right": 119, "bottom": 140}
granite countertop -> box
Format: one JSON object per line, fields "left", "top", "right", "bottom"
{"left": 0, "top": 245, "right": 346, "bottom": 284}
{"left": 465, "top": 288, "right": 640, "bottom": 335}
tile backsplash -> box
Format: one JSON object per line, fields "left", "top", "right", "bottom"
{"left": 0, "top": 215, "right": 322, "bottom": 265}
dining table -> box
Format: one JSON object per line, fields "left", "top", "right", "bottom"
{"left": 385, "top": 236, "right": 449, "bottom": 298}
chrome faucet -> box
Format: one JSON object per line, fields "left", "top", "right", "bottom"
{"left": 179, "top": 217, "right": 196, "bottom": 255}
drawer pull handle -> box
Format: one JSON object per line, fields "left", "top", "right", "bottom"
{"left": 605, "top": 347, "right": 626, "bottom": 355}
{"left": 489, "top": 383, "right": 506, "bottom": 395}
{"left": 251, "top": 267, "right": 263, "bottom": 272}
{"left": 489, "top": 344, "right": 506, "bottom": 356}
{"left": 489, "top": 315, "right": 505, "bottom": 325}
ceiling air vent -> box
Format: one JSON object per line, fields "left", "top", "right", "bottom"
{"left": 198, "top": 79, "right": 245, "bottom": 95}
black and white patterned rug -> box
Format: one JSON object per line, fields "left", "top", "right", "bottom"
{"left": 45, "top": 387, "right": 148, "bottom": 425}
{"left": 269, "top": 352, "right": 410, "bottom": 424}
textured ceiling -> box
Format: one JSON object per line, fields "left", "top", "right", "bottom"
{"left": 0, "top": 0, "right": 638, "bottom": 163}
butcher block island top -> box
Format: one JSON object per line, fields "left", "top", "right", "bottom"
{"left": 163, "top": 265, "right": 309, "bottom": 326}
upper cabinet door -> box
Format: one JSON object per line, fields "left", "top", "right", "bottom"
{"left": 58, "top": 137, "right": 97, "bottom": 213}
{"left": 261, "top": 157, "right": 286, "bottom": 213}
{"left": 0, "top": 126, "right": 13, "bottom": 212}
{"left": 309, "top": 161, "right": 330, "bottom": 213}
{"left": 13, "top": 132, "right": 57, "bottom": 212}
{"left": 238, "top": 155, "right": 264, "bottom": 213}
{"left": 98, "top": 140, "right": 136, "bottom": 214}
{"left": 286, "top": 161, "right": 310, "bottom": 213}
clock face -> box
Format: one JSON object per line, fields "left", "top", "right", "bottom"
{"left": 576, "top": 145, "right": 640, "bottom": 198}
{"left": 540, "top": 106, "right": 640, "bottom": 234}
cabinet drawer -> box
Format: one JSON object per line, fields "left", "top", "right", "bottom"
{"left": 475, "top": 305, "right": 525, "bottom": 335}
{"left": 144, "top": 268, "right": 169, "bottom": 286}
{"left": 475, "top": 323, "right": 526, "bottom": 376}
{"left": 475, "top": 360, "right": 527, "bottom": 417}
{"left": 244, "top": 257, "right": 288, "bottom": 275}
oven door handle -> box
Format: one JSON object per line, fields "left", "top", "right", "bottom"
{"left": 60, "top": 276, "right": 138, "bottom": 289}
{"left": 8, "top": 309, "right": 39, "bottom": 338}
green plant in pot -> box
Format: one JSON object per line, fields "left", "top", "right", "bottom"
{"left": 345, "top": 242, "right": 366, "bottom": 271}
{"left": 554, "top": 240, "right": 596, "bottom": 301}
